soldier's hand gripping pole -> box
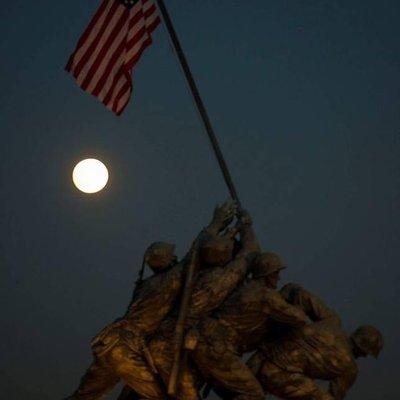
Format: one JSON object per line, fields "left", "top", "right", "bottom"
{"left": 167, "top": 243, "right": 199, "bottom": 396}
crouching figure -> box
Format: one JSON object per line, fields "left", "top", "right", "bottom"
{"left": 248, "top": 284, "right": 383, "bottom": 400}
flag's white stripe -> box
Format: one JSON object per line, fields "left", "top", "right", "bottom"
{"left": 76, "top": 6, "right": 126, "bottom": 86}
{"left": 126, "top": 1, "right": 156, "bottom": 43}
{"left": 142, "top": 0, "right": 154, "bottom": 14}
{"left": 126, "top": 25, "right": 149, "bottom": 63}
{"left": 144, "top": 9, "right": 159, "bottom": 29}
{"left": 127, "top": 12, "right": 147, "bottom": 42}
{"left": 98, "top": 10, "right": 155, "bottom": 102}
{"left": 132, "top": 0, "right": 146, "bottom": 15}
{"left": 116, "top": 86, "right": 131, "bottom": 113}
{"left": 69, "top": 0, "right": 116, "bottom": 73}
{"left": 86, "top": 20, "right": 129, "bottom": 93}
{"left": 105, "top": 74, "right": 128, "bottom": 108}
{"left": 87, "top": 2, "right": 150, "bottom": 94}
{"left": 97, "top": 50, "right": 127, "bottom": 101}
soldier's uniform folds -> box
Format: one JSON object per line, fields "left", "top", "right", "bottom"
{"left": 192, "top": 280, "right": 309, "bottom": 400}
{"left": 148, "top": 218, "right": 259, "bottom": 400}
{"left": 250, "top": 284, "right": 358, "bottom": 400}
{"left": 68, "top": 261, "right": 184, "bottom": 400}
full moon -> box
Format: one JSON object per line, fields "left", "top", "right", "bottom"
{"left": 72, "top": 158, "right": 109, "bottom": 194}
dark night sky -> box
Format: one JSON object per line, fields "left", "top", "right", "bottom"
{"left": 1, "top": 1, "right": 399, "bottom": 399}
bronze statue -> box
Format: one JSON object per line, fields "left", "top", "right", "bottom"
{"left": 143, "top": 209, "right": 259, "bottom": 399}
{"left": 63, "top": 201, "right": 383, "bottom": 400}
{"left": 191, "top": 253, "right": 309, "bottom": 400}
{"left": 64, "top": 201, "right": 236, "bottom": 400}
{"left": 247, "top": 284, "right": 384, "bottom": 400}
{"left": 63, "top": 240, "right": 183, "bottom": 400}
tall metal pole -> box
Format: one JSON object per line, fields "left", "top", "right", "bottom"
{"left": 154, "top": 2, "right": 242, "bottom": 396}
{"left": 155, "top": 0, "right": 241, "bottom": 206}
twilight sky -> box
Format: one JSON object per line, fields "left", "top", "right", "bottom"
{"left": 0, "top": 1, "right": 399, "bottom": 399}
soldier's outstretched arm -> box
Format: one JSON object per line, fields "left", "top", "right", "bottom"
{"left": 266, "top": 290, "right": 309, "bottom": 327}
{"left": 280, "top": 283, "right": 341, "bottom": 326}
{"left": 236, "top": 209, "right": 261, "bottom": 257}
{"left": 187, "top": 213, "right": 258, "bottom": 319}
{"left": 208, "top": 211, "right": 261, "bottom": 294}
{"left": 329, "top": 365, "right": 358, "bottom": 400}
{"left": 188, "top": 257, "right": 248, "bottom": 320}
{"left": 179, "top": 200, "right": 236, "bottom": 265}
{"left": 201, "top": 199, "right": 237, "bottom": 238}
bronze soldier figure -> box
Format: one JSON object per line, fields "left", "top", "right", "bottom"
{"left": 192, "top": 253, "right": 309, "bottom": 400}
{"left": 64, "top": 241, "right": 182, "bottom": 400}
{"left": 64, "top": 201, "right": 236, "bottom": 400}
{"left": 249, "top": 284, "right": 384, "bottom": 400}
{"left": 142, "top": 209, "right": 259, "bottom": 400}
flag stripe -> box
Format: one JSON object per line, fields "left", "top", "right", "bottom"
{"left": 75, "top": 5, "right": 126, "bottom": 84}
{"left": 66, "top": 0, "right": 160, "bottom": 115}
{"left": 66, "top": 0, "right": 112, "bottom": 72}
{"left": 91, "top": 39, "right": 127, "bottom": 97}
{"left": 108, "top": 71, "right": 130, "bottom": 110}
{"left": 91, "top": 3, "right": 148, "bottom": 98}
{"left": 113, "top": 81, "right": 131, "bottom": 114}
{"left": 68, "top": 0, "right": 119, "bottom": 76}
{"left": 81, "top": 9, "right": 130, "bottom": 91}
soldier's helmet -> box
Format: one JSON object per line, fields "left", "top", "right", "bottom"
{"left": 144, "top": 241, "right": 176, "bottom": 273}
{"left": 200, "top": 234, "right": 234, "bottom": 266}
{"left": 252, "top": 252, "right": 285, "bottom": 278}
{"left": 352, "top": 325, "right": 384, "bottom": 358}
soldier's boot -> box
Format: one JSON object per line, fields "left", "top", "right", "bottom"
{"left": 107, "top": 343, "right": 166, "bottom": 400}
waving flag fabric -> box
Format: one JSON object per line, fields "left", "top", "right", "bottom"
{"left": 66, "top": 0, "right": 160, "bottom": 115}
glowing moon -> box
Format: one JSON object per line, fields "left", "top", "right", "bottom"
{"left": 72, "top": 159, "right": 109, "bottom": 193}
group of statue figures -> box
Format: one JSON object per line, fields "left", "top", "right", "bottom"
{"left": 64, "top": 200, "right": 383, "bottom": 400}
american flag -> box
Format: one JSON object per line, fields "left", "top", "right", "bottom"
{"left": 66, "top": 0, "right": 160, "bottom": 115}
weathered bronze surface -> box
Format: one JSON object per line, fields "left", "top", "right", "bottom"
{"left": 246, "top": 284, "right": 383, "bottom": 400}
{"left": 64, "top": 202, "right": 383, "bottom": 400}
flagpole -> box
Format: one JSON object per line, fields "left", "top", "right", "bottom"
{"left": 155, "top": 0, "right": 241, "bottom": 206}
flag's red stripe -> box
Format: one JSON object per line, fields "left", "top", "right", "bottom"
{"left": 65, "top": 54, "right": 74, "bottom": 73}
{"left": 130, "top": 6, "right": 145, "bottom": 27}
{"left": 92, "top": 18, "right": 150, "bottom": 100}
{"left": 114, "top": 19, "right": 159, "bottom": 107}
{"left": 91, "top": 42, "right": 126, "bottom": 97}
{"left": 102, "top": 69, "right": 125, "bottom": 106}
{"left": 66, "top": 0, "right": 111, "bottom": 72}
{"left": 92, "top": 6, "right": 149, "bottom": 97}
{"left": 146, "top": 15, "right": 161, "bottom": 34}
{"left": 125, "top": 16, "right": 159, "bottom": 64}
{"left": 66, "top": 0, "right": 160, "bottom": 115}
{"left": 126, "top": 35, "right": 153, "bottom": 71}
{"left": 74, "top": 0, "right": 110, "bottom": 55}
{"left": 125, "top": 16, "right": 160, "bottom": 69}
{"left": 81, "top": 8, "right": 130, "bottom": 91}
{"left": 144, "top": 3, "right": 156, "bottom": 19}
{"left": 100, "top": 10, "right": 151, "bottom": 104}
{"left": 126, "top": 25, "right": 147, "bottom": 52}
{"left": 108, "top": 72, "right": 130, "bottom": 110}
{"left": 112, "top": 79, "right": 131, "bottom": 113}
{"left": 72, "top": 1, "right": 121, "bottom": 78}
{"left": 115, "top": 89, "right": 132, "bottom": 115}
